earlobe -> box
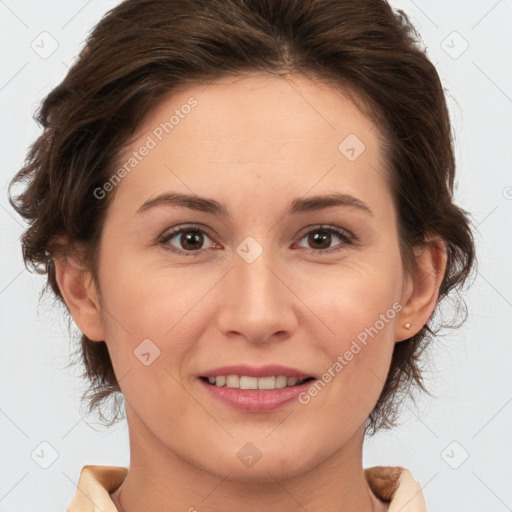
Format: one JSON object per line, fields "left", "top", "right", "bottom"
{"left": 396, "top": 235, "right": 447, "bottom": 342}
{"left": 53, "top": 250, "right": 105, "bottom": 342}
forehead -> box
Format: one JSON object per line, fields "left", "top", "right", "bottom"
{"left": 109, "top": 72, "right": 393, "bottom": 221}
{"left": 132, "top": 72, "right": 381, "bottom": 158}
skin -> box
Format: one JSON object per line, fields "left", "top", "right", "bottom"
{"left": 55, "top": 73, "right": 446, "bottom": 511}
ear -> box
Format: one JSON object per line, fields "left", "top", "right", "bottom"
{"left": 395, "top": 235, "right": 447, "bottom": 342}
{"left": 53, "top": 249, "right": 105, "bottom": 342}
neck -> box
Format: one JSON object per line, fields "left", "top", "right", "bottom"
{"left": 111, "top": 407, "right": 388, "bottom": 512}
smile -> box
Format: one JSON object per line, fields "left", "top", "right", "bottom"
{"left": 200, "top": 375, "right": 314, "bottom": 390}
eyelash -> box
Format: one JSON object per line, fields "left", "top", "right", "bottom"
{"left": 158, "top": 224, "right": 355, "bottom": 257}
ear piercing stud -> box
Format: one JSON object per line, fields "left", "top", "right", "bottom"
{"left": 404, "top": 323, "right": 411, "bottom": 330}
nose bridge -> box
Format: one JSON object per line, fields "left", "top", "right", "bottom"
{"left": 217, "top": 238, "right": 297, "bottom": 342}
{"left": 234, "top": 241, "right": 283, "bottom": 312}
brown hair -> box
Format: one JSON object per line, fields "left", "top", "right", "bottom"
{"left": 9, "top": 0, "right": 475, "bottom": 434}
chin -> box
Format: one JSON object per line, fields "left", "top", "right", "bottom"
{"left": 219, "top": 459, "right": 311, "bottom": 484}
{"left": 194, "top": 442, "right": 321, "bottom": 484}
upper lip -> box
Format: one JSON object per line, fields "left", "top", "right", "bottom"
{"left": 200, "top": 364, "right": 312, "bottom": 379}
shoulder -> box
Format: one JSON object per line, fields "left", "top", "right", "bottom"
{"left": 66, "top": 465, "right": 127, "bottom": 512}
{"left": 365, "top": 466, "right": 427, "bottom": 512}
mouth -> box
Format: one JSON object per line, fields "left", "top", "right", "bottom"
{"left": 197, "top": 364, "right": 317, "bottom": 412}
{"left": 198, "top": 374, "right": 317, "bottom": 412}
{"left": 199, "top": 375, "right": 315, "bottom": 390}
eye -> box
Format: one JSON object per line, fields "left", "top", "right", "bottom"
{"left": 159, "top": 225, "right": 216, "bottom": 256}
{"left": 158, "top": 224, "right": 354, "bottom": 257}
{"left": 295, "top": 225, "right": 353, "bottom": 253}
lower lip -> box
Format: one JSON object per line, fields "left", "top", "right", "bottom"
{"left": 199, "top": 378, "right": 314, "bottom": 412}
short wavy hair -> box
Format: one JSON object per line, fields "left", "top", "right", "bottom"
{"left": 9, "top": 0, "right": 475, "bottom": 434}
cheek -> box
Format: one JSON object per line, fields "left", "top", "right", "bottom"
{"left": 95, "top": 247, "right": 230, "bottom": 398}
{"left": 326, "top": 296, "right": 398, "bottom": 385}
{"left": 95, "top": 258, "right": 198, "bottom": 417}
{"left": 304, "top": 259, "right": 402, "bottom": 401}
{"left": 97, "top": 244, "right": 205, "bottom": 336}
{"left": 310, "top": 261, "right": 401, "bottom": 346}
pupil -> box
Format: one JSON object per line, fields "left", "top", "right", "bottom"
{"left": 310, "top": 231, "right": 330, "bottom": 249}
{"left": 182, "top": 230, "right": 203, "bottom": 250}
{"left": 179, "top": 230, "right": 332, "bottom": 251}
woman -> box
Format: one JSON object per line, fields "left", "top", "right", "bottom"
{"left": 9, "top": 0, "right": 475, "bottom": 510}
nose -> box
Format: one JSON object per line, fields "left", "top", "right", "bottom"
{"left": 216, "top": 245, "right": 299, "bottom": 345}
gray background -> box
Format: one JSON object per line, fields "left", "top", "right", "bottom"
{"left": 1, "top": 0, "right": 511, "bottom": 510}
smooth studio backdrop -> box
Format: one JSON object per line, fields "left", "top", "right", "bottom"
{"left": 1, "top": 1, "right": 511, "bottom": 510}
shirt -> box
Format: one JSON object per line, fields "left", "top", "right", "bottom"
{"left": 67, "top": 464, "right": 427, "bottom": 511}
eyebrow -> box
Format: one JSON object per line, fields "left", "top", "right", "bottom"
{"left": 136, "top": 192, "right": 373, "bottom": 217}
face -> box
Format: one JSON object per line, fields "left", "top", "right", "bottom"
{"left": 88, "top": 73, "right": 410, "bottom": 481}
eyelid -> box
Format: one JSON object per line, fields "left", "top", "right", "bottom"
{"left": 158, "top": 223, "right": 215, "bottom": 242}
{"left": 295, "top": 224, "right": 353, "bottom": 241}
{"left": 156, "top": 224, "right": 218, "bottom": 258}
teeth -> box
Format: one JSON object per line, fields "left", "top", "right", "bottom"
{"left": 258, "top": 376, "right": 275, "bottom": 389}
{"left": 239, "top": 376, "right": 258, "bottom": 389}
{"left": 226, "top": 375, "right": 240, "bottom": 388}
{"left": 275, "top": 376, "right": 287, "bottom": 388}
{"left": 205, "top": 375, "right": 309, "bottom": 389}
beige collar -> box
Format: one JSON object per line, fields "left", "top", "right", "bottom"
{"left": 67, "top": 464, "right": 426, "bottom": 511}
